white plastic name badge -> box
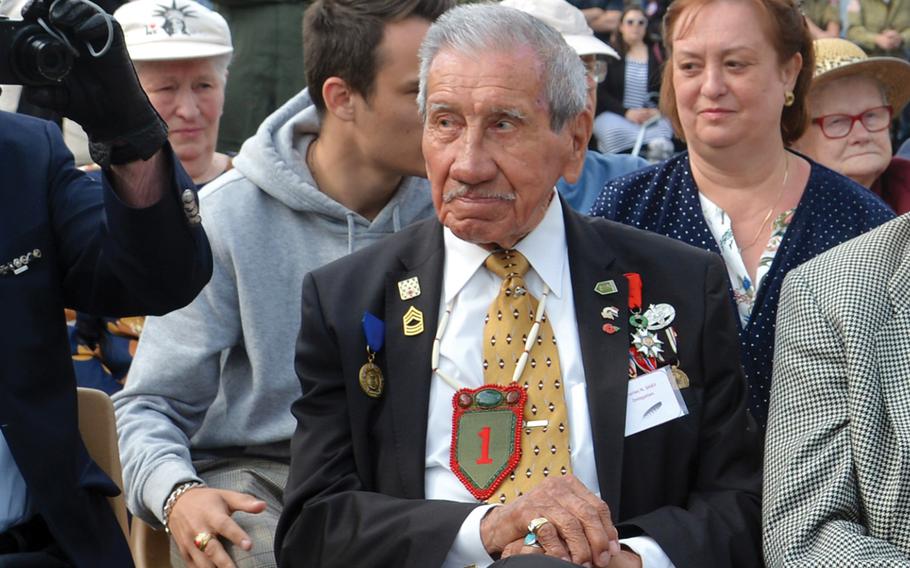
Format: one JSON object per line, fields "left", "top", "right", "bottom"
{"left": 625, "top": 366, "right": 689, "bottom": 437}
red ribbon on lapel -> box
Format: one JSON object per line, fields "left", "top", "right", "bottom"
{"left": 624, "top": 272, "right": 642, "bottom": 311}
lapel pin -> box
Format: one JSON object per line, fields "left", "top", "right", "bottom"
{"left": 398, "top": 277, "right": 421, "bottom": 301}
{"left": 602, "top": 323, "right": 619, "bottom": 334}
{"left": 594, "top": 280, "right": 617, "bottom": 296}
{"left": 601, "top": 306, "right": 619, "bottom": 320}
{"left": 644, "top": 303, "right": 676, "bottom": 331}
{"left": 402, "top": 306, "right": 425, "bottom": 336}
{"left": 1, "top": 249, "right": 42, "bottom": 277}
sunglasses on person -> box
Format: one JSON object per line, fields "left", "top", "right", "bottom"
{"left": 811, "top": 105, "right": 893, "bottom": 139}
{"left": 623, "top": 18, "right": 647, "bottom": 26}
{"left": 581, "top": 56, "right": 607, "bottom": 84}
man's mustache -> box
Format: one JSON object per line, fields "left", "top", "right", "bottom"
{"left": 442, "top": 185, "right": 516, "bottom": 203}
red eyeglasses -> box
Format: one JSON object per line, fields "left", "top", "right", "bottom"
{"left": 811, "top": 105, "right": 893, "bottom": 139}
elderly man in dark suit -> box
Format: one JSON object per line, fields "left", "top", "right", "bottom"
{"left": 275, "top": 4, "right": 762, "bottom": 568}
{"left": 0, "top": 0, "right": 212, "bottom": 565}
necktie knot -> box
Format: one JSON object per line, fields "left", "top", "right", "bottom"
{"left": 485, "top": 249, "right": 530, "bottom": 281}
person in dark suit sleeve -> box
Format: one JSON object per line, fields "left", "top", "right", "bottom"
{"left": 275, "top": 4, "right": 761, "bottom": 568}
{"left": 0, "top": 0, "right": 212, "bottom": 565}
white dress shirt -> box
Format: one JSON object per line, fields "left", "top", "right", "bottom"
{"left": 424, "top": 194, "right": 673, "bottom": 568}
{"left": 0, "top": 431, "right": 31, "bottom": 533}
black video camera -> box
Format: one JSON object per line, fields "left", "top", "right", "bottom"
{"left": 0, "top": 17, "right": 73, "bottom": 86}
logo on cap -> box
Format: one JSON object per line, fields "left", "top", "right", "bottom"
{"left": 151, "top": 0, "right": 197, "bottom": 36}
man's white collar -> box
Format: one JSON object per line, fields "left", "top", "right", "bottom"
{"left": 442, "top": 191, "right": 567, "bottom": 304}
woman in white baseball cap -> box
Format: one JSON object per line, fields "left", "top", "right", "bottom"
{"left": 66, "top": 0, "right": 235, "bottom": 433}
{"left": 115, "top": 0, "right": 234, "bottom": 187}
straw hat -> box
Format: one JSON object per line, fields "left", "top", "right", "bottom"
{"left": 500, "top": 0, "right": 619, "bottom": 59}
{"left": 811, "top": 38, "right": 910, "bottom": 114}
{"left": 115, "top": 0, "right": 233, "bottom": 62}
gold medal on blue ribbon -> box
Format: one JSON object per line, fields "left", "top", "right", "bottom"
{"left": 359, "top": 312, "right": 385, "bottom": 398}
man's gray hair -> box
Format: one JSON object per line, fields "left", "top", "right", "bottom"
{"left": 417, "top": 3, "right": 587, "bottom": 132}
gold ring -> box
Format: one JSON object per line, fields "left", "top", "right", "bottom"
{"left": 194, "top": 531, "right": 213, "bottom": 552}
{"left": 528, "top": 517, "right": 549, "bottom": 535}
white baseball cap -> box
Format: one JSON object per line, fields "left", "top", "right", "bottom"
{"left": 501, "top": 0, "right": 619, "bottom": 59}
{"left": 115, "top": 0, "right": 233, "bottom": 61}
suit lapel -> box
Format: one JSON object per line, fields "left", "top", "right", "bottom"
{"left": 563, "top": 204, "right": 630, "bottom": 516}
{"left": 384, "top": 220, "right": 446, "bottom": 498}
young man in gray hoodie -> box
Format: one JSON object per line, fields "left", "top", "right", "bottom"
{"left": 113, "top": 1, "right": 453, "bottom": 566}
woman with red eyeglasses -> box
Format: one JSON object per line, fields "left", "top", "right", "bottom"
{"left": 793, "top": 38, "right": 910, "bottom": 214}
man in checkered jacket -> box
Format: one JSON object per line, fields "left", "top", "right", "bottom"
{"left": 764, "top": 214, "right": 910, "bottom": 564}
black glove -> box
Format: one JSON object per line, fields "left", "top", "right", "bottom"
{"left": 21, "top": 0, "right": 167, "bottom": 167}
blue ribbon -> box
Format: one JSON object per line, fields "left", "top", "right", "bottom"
{"left": 362, "top": 312, "right": 385, "bottom": 353}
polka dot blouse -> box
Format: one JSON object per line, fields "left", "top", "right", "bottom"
{"left": 589, "top": 151, "right": 895, "bottom": 428}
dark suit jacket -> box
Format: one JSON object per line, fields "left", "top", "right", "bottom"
{"left": 0, "top": 112, "right": 212, "bottom": 567}
{"left": 276, "top": 200, "right": 762, "bottom": 567}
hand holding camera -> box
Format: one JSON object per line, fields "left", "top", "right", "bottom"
{"left": 18, "top": 0, "right": 167, "bottom": 167}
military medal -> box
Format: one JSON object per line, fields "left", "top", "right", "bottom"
{"left": 632, "top": 328, "right": 664, "bottom": 359}
{"left": 644, "top": 303, "right": 675, "bottom": 331}
{"left": 359, "top": 361, "right": 383, "bottom": 398}
{"left": 359, "top": 312, "right": 385, "bottom": 398}
{"left": 624, "top": 273, "right": 664, "bottom": 359}
{"left": 450, "top": 385, "right": 526, "bottom": 501}
{"left": 671, "top": 365, "right": 690, "bottom": 389}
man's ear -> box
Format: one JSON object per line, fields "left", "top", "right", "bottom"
{"left": 322, "top": 77, "right": 356, "bottom": 122}
{"left": 560, "top": 109, "right": 593, "bottom": 184}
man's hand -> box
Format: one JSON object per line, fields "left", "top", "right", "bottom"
{"left": 167, "top": 486, "right": 267, "bottom": 568}
{"left": 501, "top": 539, "right": 642, "bottom": 568}
{"left": 875, "top": 30, "right": 902, "bottom": 51}
{"left": 480, "top": 476, "right": 620, "bottom": 568}
{"left": 21, "top": 0, "right": 167, "bottom": 166}
{"left": 609, "top": 549, "right": 643, "bottom": 567}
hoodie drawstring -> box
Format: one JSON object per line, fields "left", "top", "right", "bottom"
{"left": 345, "top": 212, "right": 356, "bottom": 254}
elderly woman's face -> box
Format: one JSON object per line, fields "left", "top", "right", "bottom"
{"left": 136, "top": 58, "right": 226, "bottom": 165}
{"left": 670, "top": 0, "right": 801, "bottom": 151}
{"left": 794, "top": 76, "right": 891, "bottom": 187}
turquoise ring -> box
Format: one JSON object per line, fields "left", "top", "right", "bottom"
{"left": 524, "top": 516, "right": 549, "bottom": 548}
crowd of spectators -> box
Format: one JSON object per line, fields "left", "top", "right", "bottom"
{"left": 3, "top": 0, "right": 910, "bottom": 566}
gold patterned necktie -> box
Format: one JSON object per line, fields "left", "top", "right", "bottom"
{"left": 482, "top": 249, "right": 572, "bottom": 504}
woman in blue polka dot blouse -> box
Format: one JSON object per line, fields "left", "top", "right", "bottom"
{"left": 589, "top": 0, "right": 895, "bottom": 428}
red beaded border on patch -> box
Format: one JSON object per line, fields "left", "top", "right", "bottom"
{"left": 449, "top": 384, "right": 527, "bottom": 501}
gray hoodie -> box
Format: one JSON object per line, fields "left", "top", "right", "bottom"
{"left": 113, "top": 90, "right": 434, "bottom": 526}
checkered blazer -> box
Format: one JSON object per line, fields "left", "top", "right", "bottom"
{"left": 764, "top": 213, "right": 910, "bottom": 565}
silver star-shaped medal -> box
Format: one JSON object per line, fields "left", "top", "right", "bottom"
{"left": 632, "top": 328, "right": 664, "bottom": 359}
